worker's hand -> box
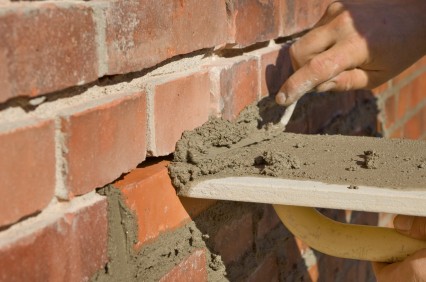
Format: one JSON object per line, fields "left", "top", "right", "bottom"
{"left": 276, "top": 0, "right": 426, "bottom": 106}
{"left": 372, "top": 215, "right": 426, "bottom": 282}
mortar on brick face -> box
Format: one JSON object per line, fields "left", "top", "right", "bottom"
{"left": 92, "top": 185, "right": 231, "bottom": 281}
{"left": 169, "top": 97, "right": 426, "bottom": 194}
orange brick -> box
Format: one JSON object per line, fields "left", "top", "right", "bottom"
{"left": 384, "top": 95, "right": 396, "bottom": 128}
{"left": 403, "top": 111, "right": 422, "bottom": 140}
{"left": 0, "top": 119, "right": 55, "bottom": 227}
{"left": 389, "top": 127, "right": 403, "bottom": 139}
{"left": 160, "top": 249, "right": 207, "bottom": 282}
{"left": 150, "top": 71, "right": 211, "bottom": 156}
{"left": 393, "top": 57, "right": 426, "bottom": 86}
{"left": 114, "top": 161, "right": 191, "bottom": 248}
{"left": 60, "top": 92, "right": 146, "bottom": 198}
{"left": 208, "top": 56, "right": 259, "bottom": 120}
{"left": 104, "top": 0, "right": 227, "bottom": 75}
{"left": 410, "top": 72, "right": 426, "bottom": 108}
{"left": 396, "top": 89, "right": 411, "bottom": 119}
{"left": 0, "top": 193, "right": 108, "bottom": 282}
{"left": 251, "top": 45, "right": 292, "bottom": 97}
{"left": 179, "top": 197, "right": 217, "bottom": 218}
{"left": 0, "top": 2, "right": 97, "bottom": 102}
{"left": 213, "top": 212, "right": 254, "bottom": 264}
{"left": 227, "top": 0, "right": 280, "bottom": 47}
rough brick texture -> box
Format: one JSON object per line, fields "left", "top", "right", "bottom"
{"left": 208, "top": 56, "right": 259, "bottom": 120}
{"left": 160, "top": 250, "right": 208, "bottom": 282}
{"left": 0, "top": 119, "right": 55, "bottom": 227}
{"left": 0, "top": 2, "right": 98, "bottom": 103}
{"left": 0, "top": 0, "right": 425, "bottom": 281}
{"left": 0, "top": 193, "right": 107, "bottom": 282}
{"left": 105, "top": 0, "right": 228, "bottom": 75}
{"left": 60, "top": 92, "right": 146, "bottom": 198}
{"left": 150, "top": 71, "right": 211, "bottom": 156}
{"left": 228, "top": 0, "right": 280, "bottom": 47}
{"left": 114, "top": 161, "right": 191, "bottom": 248}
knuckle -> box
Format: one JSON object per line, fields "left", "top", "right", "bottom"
{"left": 326, "top": 1, "right": 344, "bottom": 15}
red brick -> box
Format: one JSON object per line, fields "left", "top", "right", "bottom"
{"left": 0, "top": 119, "right": 55, "bottom": 227}
{"left": 105, "top": 0, "right": 227, "bottom": 75}
{"left": 227, "top": 0, "right": 280, "bottom": 47}
{"left": 151, "top": 71, "right": 211, "bottom": 156}
{"left": 384, "top": 95, "right": 396, "bottom": 128}
{"left": 208, "top": 56, "right": 259, "bottom": 120}
{"left": 393, "top": 57, "right": 426, "bottom": 86}
{"left": 397, "top": 89, "right": 411, "bottom": 119}
{"left": 247, "top": 254, "right": 279, "bottom": 282}
{"left": 389, "top": 127, "right": 403, "bottom": 139}
{"left": 403, "top": 111, "right": 422, "bottom": 140}
{"left": 114, "top": 161, "right": 191, "bottom": 249}
{"left": 280, "top": 0, "right": 330, "bottom": 36}
{"left": 60, "top": 92, "right": 146, "bottom": 198}
{"left": 257, "top": 205, "right": 281, "bottom": 239}
{"left": 251, "top": 45, "right": 292, "bottom": 97}
{"left": 410, "top": 72, "right": 426, "bottom": 108}
{"left": 160, "top": 249, "right": 207, "bottom": 282}
{"left": 0, "top": 193, "right": 108, "bottom": 282}
{"left": 213, "top": 212, "right": 254, "bottom": 264}
{"left": 0, "top": 2, "right": 98, "bottom": 102}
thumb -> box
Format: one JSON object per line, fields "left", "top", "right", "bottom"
{"left": 394, "top": 215, "right": 426, "bottom": 240}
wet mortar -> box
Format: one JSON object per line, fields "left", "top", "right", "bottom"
{"left": 169, "top": 99, "right": 426, "bottom": 194}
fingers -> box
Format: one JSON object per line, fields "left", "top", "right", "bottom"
{"left": 315, "top": 68, "right": 370, "bottom": 92}
{"left": 290, "top": 26, "right": 336, "bottom": 70}
{"left": 394, "top": 215, "right": 426, "bottom": 240}
{"left": 277, "top": 42, "right": 363, "bottom": 106}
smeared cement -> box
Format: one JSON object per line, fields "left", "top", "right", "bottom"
{"left": 91, "top": 185, "right": 227, "bottom": 282}
{"left": 169, "top": 100, "right": 426, "bottom": 194}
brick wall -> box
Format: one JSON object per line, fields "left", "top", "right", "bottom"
{"left": 0, "top": 0, "right": 424, "bottom": 281}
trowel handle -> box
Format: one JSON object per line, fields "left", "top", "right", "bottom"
{"left": 273, "top": 205, "right": 426, "bottom": 263}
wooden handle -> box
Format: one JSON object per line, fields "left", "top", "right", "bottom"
{"left": 273, "top": 205, "right": 426, "bottom": 262}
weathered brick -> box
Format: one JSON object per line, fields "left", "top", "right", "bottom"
{"left": 150, "top": 71, "right": 211, "bottom": 156}
{"left": 398, "top": 85, "right": 412, "bottom": 119}
{"left": 247, "top": 254, "right": 279, "bottom": 282}
{"left": 0, "top": 2, "right": 98, "bottom": 102}
{"left": 0, "top": 119, "right": 55, "bottom": 227}
{"left": 251, "top": 44, "right": 292, "bottom": 97}
{"left": 114, "top": 161, "right": 191, "bottom": 248}
{"left": 0, "top": 193, "right": 108, "bottom": 282}
{"left": 393, "top": 56, "right": 426, "bottom": 87}
{"left": 160, "top": 249, "right": 207, "bottom": 282}
{"left": 213, "top": 212, "right": 254, "bottom": 264}
{"left": 60, "top": 92, "right": 146, "bottom": 198}
{"left": 280, "top": 0, "right": 330, "bottom": 36}
{"left": 227, "top": 0, "right": 280, "bottom": 47}
{"left": 208, "top": 56, "right": 259, "bottom": 120}
{"left": 104, "top": 0, "right": 227, "bottom": 75}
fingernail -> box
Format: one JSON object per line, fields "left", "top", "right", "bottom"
{"left": 394, "top": 215, "right": 414, "bottom": 232}
{"left": 275, "top": 92, "right": 287, "bottom": 105}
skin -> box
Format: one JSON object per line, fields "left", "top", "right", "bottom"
{"left": 275, "top": 0, "right": 426, "bottom": 279}
{"left": 275, "top": 0, "right": 426, "bottom": 106}
{"left": 373, "top": 215, "right": 426, "bottom": 281}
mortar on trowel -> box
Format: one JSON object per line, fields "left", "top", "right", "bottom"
{"left": 168, "top": 98, "right": 426, "bottom": 263}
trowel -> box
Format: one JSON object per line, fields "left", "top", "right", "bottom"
{"left": 173, "top": 101, "right": 426, "bottom": 263}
